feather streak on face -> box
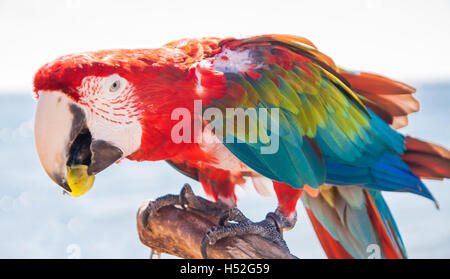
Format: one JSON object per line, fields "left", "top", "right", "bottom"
{"left": 76, "top": 74, "right": 143, "bottom": 158}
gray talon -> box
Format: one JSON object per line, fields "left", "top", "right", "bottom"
{"left": 200, "top": 208, "right": 296, "bottom": 259}
{"left": 275, "top": 208, "right": 298, "bottom": 231}
{"left": 143, "top": 184, "right": 232, "bottom": 228}
{"left": 142, "top": 184, "right": 192, "bottom": 228}
{"left": 145, "top": 194, "right": 180, "bottom": 217}
{"left": 218, "top": 208, "right": 249, "bottom": 226}
{"left": 144, "top": 184, "right": 196, "bottom": 218}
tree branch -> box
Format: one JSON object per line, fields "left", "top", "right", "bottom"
{"left": 136, "top": 200, "right": 297, "bottom": 259}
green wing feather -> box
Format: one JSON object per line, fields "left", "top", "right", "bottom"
{"left": 202, "top": 35, "right": 407, "bottom": 191}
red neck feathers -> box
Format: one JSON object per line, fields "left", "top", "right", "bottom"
{"left": 126, "top": 38, "right": 224, "bottom": 161}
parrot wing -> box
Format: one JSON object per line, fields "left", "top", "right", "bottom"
{"left": 402, "top": 136, "right": 450, "bottom": 180}
{"left": 199, "top": 35, "right": 431, "bottom": 199}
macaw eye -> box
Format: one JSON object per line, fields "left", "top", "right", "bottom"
{"left": 110, "top": 80, "right": 121, "bottom": 93}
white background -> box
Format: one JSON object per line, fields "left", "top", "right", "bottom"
{"left": 1, "top": 0, "right": 450, "bottom": 92}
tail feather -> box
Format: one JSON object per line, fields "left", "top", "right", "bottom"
{"left": 302, "top": 71, "right": 450, "bottom": 258}
{"left": 302, "top": 68, "right": 449, "bottom": 259}
{"left": 306, "top": 207, "right": 354, "bottom": 259}
{"left": 338, "top": 70, "right": 419, "bottom": 129}
{"left": 366, "top": 190, "right": 406, "bottom": 258}
{"left": 402, "top": 136, "right": 450, "bottom": 180}
{"left": 302, "top": 186, "right": 406, "bottom": 259}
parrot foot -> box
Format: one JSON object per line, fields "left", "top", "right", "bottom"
{"left": 200, "top": 208, "right": 297, "bottom": 258}
{"left": 143, "top": 184, "right": 231, "bottom": 225}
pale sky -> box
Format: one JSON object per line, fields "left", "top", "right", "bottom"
{"left": 1, "top": 0, "right": 450, "bottom": 93}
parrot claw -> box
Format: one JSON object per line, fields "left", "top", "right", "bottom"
{"left": 179, "top": 183, "right": 232, "bottom": 216}
{"left": 200, "top": 208, "right": 297, "bottom": 258}
{"left": 145, "top": 193, "right": 180, "bottom": 217}
{"left": 143, "top": 184, "right": 231, "bottom": 227}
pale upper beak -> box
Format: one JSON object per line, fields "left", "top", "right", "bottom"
{"left": 34, "top": 91, "right": 123, "bottom": 196}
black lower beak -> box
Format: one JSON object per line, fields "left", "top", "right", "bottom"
{"left": 67, "top": 128, "right": 123, "bottom": 175}
{"left": 88, "top": 140, "right": 123, "bottom": 175}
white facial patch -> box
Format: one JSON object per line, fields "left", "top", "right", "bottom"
{"left": 85, "top": 111, "right": 142, "bottom": 158}
{"left": 78, "top": 74, "right": 143, "bottom": 158}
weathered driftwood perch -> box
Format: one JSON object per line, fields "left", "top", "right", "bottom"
{"left": 136, "top": 200, "right": 297, "bottom": 259}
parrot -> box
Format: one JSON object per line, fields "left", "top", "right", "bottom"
{"left": 33, "top": 34, "right": 450, "bottom": 259}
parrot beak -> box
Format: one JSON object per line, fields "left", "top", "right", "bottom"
{"left": 34, "top": 91, "right": 123, "bottom": 197}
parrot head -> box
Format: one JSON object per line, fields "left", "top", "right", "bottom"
{"left": 33, "top": 48, "right": 197, "bottom": 197}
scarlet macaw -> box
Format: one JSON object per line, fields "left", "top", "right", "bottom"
{"left": 33, "top": 35, "right": 450, "bottom": 259}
